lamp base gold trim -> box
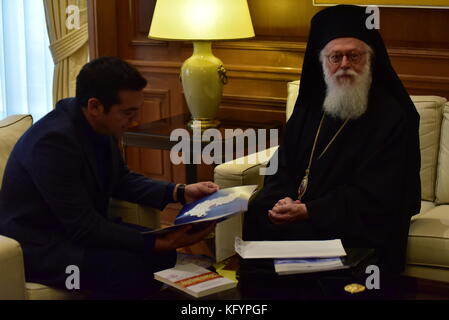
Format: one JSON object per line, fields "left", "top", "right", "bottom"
{"left": 188, "top": 119, "right": 221, "bottom": 130}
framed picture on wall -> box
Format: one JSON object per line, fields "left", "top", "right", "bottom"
{"left": 313, "top": 0, "right": 449, "bottom": 9}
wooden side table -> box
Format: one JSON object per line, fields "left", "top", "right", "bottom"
{"left": 124, "top": 114, "right": 283, "bottom": 184}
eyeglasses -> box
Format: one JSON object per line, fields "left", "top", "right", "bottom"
{"left": 325, "top": 51, "right": 367, "bottom": 65}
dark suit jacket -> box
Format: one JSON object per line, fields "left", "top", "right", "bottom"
{"left": 0, "top": 98, "right": 172, "bottom": 285}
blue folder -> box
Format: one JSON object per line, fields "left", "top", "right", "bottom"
{"left": 142, "top": 185, "right": 258, "bottom": 235}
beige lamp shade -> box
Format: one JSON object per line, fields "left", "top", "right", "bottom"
{"left": 149, "top": 0, "right": 255, "bottom": 40}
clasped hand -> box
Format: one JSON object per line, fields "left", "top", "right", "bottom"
{"left": 268, "top": 197, "right": 309, "bottom": 225}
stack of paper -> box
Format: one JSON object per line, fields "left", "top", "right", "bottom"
{"left": 235, "top": 237, "right": 347, "bottom": 259}
{"left": 274, "top": 257, "right": 348, "bottom": 275}
{"left": 235, "top": 237, "right": 348, "bottom": 275}
{"left": 154, "top": 264, "right": 237, "bottom": 298}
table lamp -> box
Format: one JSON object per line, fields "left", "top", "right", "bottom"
{"left": 149, "top": 0, "right": 255, "bottom": 130}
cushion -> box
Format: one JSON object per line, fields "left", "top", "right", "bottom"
{"left": 436, "top": 102, "right": 449, "bottom": 204}
{"left": 404, "top": 265, "right": 449, "bottom": 283}
{"left": 407, "top": 205, "right": 449, "bottom": 269}
{"left": 411, "top": 201, "right": 436, "bottom": 221}
{"left": 0, "top": 236, "right": 27, "bottom": 300}
{"left": 109, "top": 199, "right": 160, "bottom": 229}
{"left": 419, "top": 200, "right": 436, "bottom": 214}
{"left": 286, "top": 80, "right": 300, "bottom": 121}
{"left": 411, "top": 96, "right": 447, "bottom": 202}
{"left": 26, "top": 283, "right": 85, "bottom": 300}
{"left": 0, "top": 115, "right": 33, "bottom": 184}
{"left": 214, "top": 146, "right": 279, "bottom": 188}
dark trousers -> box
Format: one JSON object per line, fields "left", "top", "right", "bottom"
{"left": 80, "top": 223, "right": 176, "bottom": 300}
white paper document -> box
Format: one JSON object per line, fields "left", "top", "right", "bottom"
{"left": 235, "top": 237, "right": 347, "bottom": 259}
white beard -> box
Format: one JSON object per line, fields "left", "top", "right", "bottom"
{"left": 322, "top": 61, "right": 372, "bottom": 120}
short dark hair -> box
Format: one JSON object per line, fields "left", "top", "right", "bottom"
{"left": 76, "top": 56, "right": 147, "bottom": 112}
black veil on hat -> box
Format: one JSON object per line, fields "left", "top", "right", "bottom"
{"left": 282, "top": 4, "right": 420, "bottom": 214}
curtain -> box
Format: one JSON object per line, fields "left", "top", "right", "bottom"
{"left": 0, "top": 0, "right": 54, "bottom": 121}
{"left": 43, "top": 0, "right": 88, "bottom": 106}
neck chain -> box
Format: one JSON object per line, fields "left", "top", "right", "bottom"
{"left": 298, "top": 113, "right": 349, "bottom": 201}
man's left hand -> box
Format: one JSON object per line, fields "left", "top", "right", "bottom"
{"left": 185, "top": 182, "right": 219, "bottom": 203}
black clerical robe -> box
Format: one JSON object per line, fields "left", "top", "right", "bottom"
{"left": 243, "top": 84, "right": 420, "bottom": 275}
{"left": 244, "top": 5, "right": 422, "bottom": 277}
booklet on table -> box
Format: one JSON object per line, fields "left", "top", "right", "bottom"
{"left": 154, "top": 263, "right": 237, "bottom": 298}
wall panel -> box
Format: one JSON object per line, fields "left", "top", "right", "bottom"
{"left": 89, "top": 0, "right": 449, "bottom": 183}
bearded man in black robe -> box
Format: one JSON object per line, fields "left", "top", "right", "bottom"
{"left": 243, "top": 5, "right": 421, "bottom": 287}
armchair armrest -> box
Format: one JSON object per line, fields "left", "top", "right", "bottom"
{"left": 109, "top": 199, "right": 161, "bottom": 230}
{"left": 0, "top": 235, "right": 27, "bottom": 300}
{"left": 213, "top": 146, "right": 278, "bottom": 262}
{"left": 213, "top": 146, "right": 279, "bottom": 189}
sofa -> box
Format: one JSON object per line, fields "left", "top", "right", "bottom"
{"left": 0, "top": 114, "right": 161, "bottom": 300}
{"left": 214, "top": 81, "right": 449, "bottom": 283}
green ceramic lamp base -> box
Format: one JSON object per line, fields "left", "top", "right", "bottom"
{"left": 182, "top": 41, "right": 225, "bottom": 132}
{"left": 188, "top": 118, "right": 221, "bottom": 130}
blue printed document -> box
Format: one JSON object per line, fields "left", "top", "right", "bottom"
{"left": 274, "top": 257, "right": 349, "bottom": 275}
{"left": 143, "top": 185, "right": 258, "bottom": 235}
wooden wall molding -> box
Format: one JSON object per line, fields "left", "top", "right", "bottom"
{"left": 219, "top": 94, "right": 287, "bottom": 123}
{"left": 142, "top": 88, "right": 171, "bottom": 120}
{"left": 126, "top": 87, "right": 172, "bottom": 179}
{"left": 130, "top": 39, "right": 309, "bottom": 53}
{"left": 130, "top": 40, "right": 168, "bottom": 47}
{"left": 227, "top": 65, "right": 300, "bottom": 81}
{"left": 400, "top": 75, "right": 449, "bottom": 98}
{"left": 128, "top": 60, "right": 301, "bottom": 82}
{"left": 214, "top": 40, "right": 308, "bottom": 52}
{"left": 88, "top": 0, "right": 118, "bottom": 58}
{"left": 222, "top": 94, "right": 286, "bottom": 110}
{"left": 142, "top": 88, "right": 170, "bottom": 102}
{"left": 128, "top": 60, "right": 181, "bottom": 75}
{"left": 389, "top": 48, "right": 449, "bottom": 61}
{"left": 128, "top": 39, "right": 449, "bottom": 61}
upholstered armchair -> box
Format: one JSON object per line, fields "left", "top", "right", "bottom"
{"left": 0, "top": 114, "right": 161, "bottom": 300}
{"left": 214, "top": 81, "right": 449, "bottom": 284}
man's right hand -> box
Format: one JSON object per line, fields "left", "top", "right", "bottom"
{"left": 154, "top": 222, "right": 216, "bottom": 252}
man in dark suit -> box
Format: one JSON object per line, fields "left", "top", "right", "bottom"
{"left": 0, "top": 57, "right": 218, "bottom": 299}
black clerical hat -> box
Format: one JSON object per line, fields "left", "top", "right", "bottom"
{"left": 311, "top": 5, "right": 378, "bottom": 51}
